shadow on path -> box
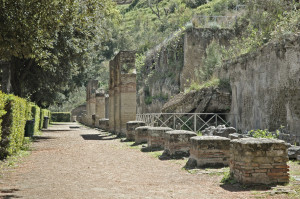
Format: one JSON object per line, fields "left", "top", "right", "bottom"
{"left": 81, "top": 134, "right": 118, "bottom": 141}
{"left": 0, "top": 188, "right": 21, "bottom": 198}
{"left": 33, "top": 136, "right": 56, "bottom": 142}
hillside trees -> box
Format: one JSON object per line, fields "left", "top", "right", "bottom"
{"left": 0, "top": 0, "right": 119, "bottom": 107}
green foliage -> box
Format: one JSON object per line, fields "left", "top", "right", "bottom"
{"left": 0, "top": 94, "right": 27, "bottom": 159}
{"left": 221, "top": 170, "right": 236, "bottom": 184}
{"left": 51, "top": 112, "right": 71, "bottom": 122}
{"left": 0, "top": 0, "right": 119, "bottom": 107}
{"left": 186, "top": 77, "right": 220, "bottom": 93}
{"left": 249, "top": 129, "right": 279, "bottom": 139}
{"left": 31, "top": 105, "right": 41, "bottom": 135}
{"left": 195, "top": 40, "right": 223, "bottom": 83}
{"left": 224, "top": 0, "right": 299, "bottom": 59}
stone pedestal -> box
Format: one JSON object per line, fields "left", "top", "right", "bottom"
{"left": 99, "top": 118, "right": 109, "bottom": 131}
{"left": 163, "top": 130, "right": 197, "bottom": 158}
{"left": 147, "top": 127, "right": 173, "bottom": 150}
{"left": 187, "top": 136, "right": 230, "bottom": 168}
{"left": 95, "top": 92, "right": 105, "bottom": 128}
{"left": 126, "top": 121, "right": 146, "bottom": 141}
{"left": 230, "top": 138, "right": 289, "bottom": 185}
{"left": 135, "top": 126, "right": 151, "bottom": 144}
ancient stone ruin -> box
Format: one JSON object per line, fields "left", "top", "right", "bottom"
{"left": 186, "top": 136, "right": 231, "bottom": 168}
{"left": 108, "top": 51, "right": 137, "bottom": 136}
{"left": 126, "top": 121, "right": 145, "bottom": 141}
{"left": 147, "top": 127, "right": 173, "bottom": 151}
{"left": 86, "top": 80, "right": 98, "bottom": 126}
{"left": 162, "top": 130, "right": 197, "bottom": 159}
{"left": 230, "top": 138, "right": 289, "bottom": 185}
{"left": 134, "top": 126, "right": 151, "bottom": 144}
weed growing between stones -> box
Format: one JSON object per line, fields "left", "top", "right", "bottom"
{"left": 221, "top": 170, "right": 237, "bottom": 184}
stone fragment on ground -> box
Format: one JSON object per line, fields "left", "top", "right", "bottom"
{"left": 202, "top": 125, "right": 236, "bottom": 138}
{"left": 288, "top": 145, "right": 300, "bottom": 159}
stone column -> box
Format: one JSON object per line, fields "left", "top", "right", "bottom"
{"left": 105, "top": 94, "right": 109, "bottom": 119}
{"left": 95, "top": 92, "right": 105, "bottom": 127}
{"left": 86, "top": 80, "right": 98, "bottom": 126}
{"left": 108, "top": 51, "right": 136, "bottom": 136}
{"left": 120, "top": 73, "right": 137, "bottom": 135}
{"left": 109, "top": 60, "right": 115, "bottom": 133}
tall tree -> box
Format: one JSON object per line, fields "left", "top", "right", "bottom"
{"left": 0, "top": 0, "right": 119, "bottom": 107}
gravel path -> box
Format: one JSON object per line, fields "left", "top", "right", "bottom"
{"left": 0, "top": 123, "right": 255, "bottom": 198}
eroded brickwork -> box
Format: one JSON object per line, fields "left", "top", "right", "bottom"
{"left": 230, "top": 138, "right": 289, "bottom": 185}
{"left": 109, "top": 51, "right": 136, "bottom": 136}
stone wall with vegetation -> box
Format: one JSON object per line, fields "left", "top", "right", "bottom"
{"left": 218, "top": 34, "right": 300, "bottom": 143}
{"left": 137, "top": 27, "right": 234, "bottom": 113}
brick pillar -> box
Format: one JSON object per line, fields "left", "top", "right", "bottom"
{"left": 120, "top": 74, "right": 137, "bottom": 135}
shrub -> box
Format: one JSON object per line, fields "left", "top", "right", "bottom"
{"left": 248, "top": 129, "right": 279, "bottom": 139}
{"left": 0, "top": 94, "right": 27, "bottom": 159}
{"left": 51, "top": 112, "right": 71, "bottom": 122}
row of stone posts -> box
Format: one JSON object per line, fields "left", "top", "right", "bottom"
{"left": 124, "top": 122, "right": 290, "bottom": 186}
{"left": 78, "top": 51, "right": 137, "bottom": 136}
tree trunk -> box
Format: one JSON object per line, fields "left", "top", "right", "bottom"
{"left": 0, "top": 61, "right": 12, "bottom": 94}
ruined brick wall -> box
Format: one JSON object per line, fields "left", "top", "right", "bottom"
{"left": 219, "top": 34, "right": 300, "bottom": 143}
{"left": 182, "top": 28, "right": 234, "bottom": 91}
{"left": 137, "top": 28, "right": 234, "bottom": 113}
{"left": 109, "top": 51, "right": 136, "bottom": 135}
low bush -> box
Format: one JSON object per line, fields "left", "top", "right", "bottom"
{"left": 31, "top": 104, "right": 41, "bottom": 134}
{"left": 51, "top": 112, "right": 71, "bottom": 122}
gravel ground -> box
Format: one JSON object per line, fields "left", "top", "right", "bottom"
{"left": 0, "top": 123, "right": 293, "bottom": 199}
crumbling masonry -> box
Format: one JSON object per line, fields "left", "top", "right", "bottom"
{"left": 109, "top": 51, "right": 137, "bottom": 136}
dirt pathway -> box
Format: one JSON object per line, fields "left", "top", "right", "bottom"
{"left": 0, "top": 123, "right": 261, "bottom": 198}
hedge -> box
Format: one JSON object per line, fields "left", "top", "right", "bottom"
{"left": 31, "top": 104, "right": 41, "bottom": 134}
{"left": 51, "top": 112, "right": 71, "bottom": 122}
{"left": 0, "top": 93, "right": 27, "bottom": 159}
{"left": 0, "top": 91, "right": 50, "bottom": 159}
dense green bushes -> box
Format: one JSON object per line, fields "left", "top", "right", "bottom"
{"left": 0, "top": 91, "right": 50, "bottom": 159}
{"left": 51, "top": 112, "right": 71, "bottom": 122}
{"left": 0, "top": 93, "right": 27, "bottom": 159}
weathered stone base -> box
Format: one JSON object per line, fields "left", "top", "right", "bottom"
{"left": 230, "top": 138, "right": 289, "bottom": 185}
{"left": 161, "top": 130, "right": 197, "bottom": 159}
{"left": 147, "top": 127, "right": 173, "bottom": 150}
{"left": 126, "top": 121, "right": 146, "bottom": 141}
{"left": 187, "top": 136, "right": 230, "bottom": 168}
{"left": 135, "top": 126, "right": 151, "bottom": 144}
{"left": 99, "top": 118, "right": 109, "bottom": 131}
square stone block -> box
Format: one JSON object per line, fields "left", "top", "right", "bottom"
{"left": 126, "top": 121, "right": 146, "bottom": 141}
{"left": 187, "top": 136, "right": 230, "bottom": 168}
{"left": 163, "top": 130, "right": 197, "bottom": 158}
{"left": 135, "top": 126, "right": 151, "bottom": 144}
{"left": 147, "top": 127, "right": 173, "bottom": 150}
{"left": 230, "top": 138, "right": 289, "bottom": 185}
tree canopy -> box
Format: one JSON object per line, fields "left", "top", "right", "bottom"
{"left": 0, "top": 0, "right": 119, "bottom": 107}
